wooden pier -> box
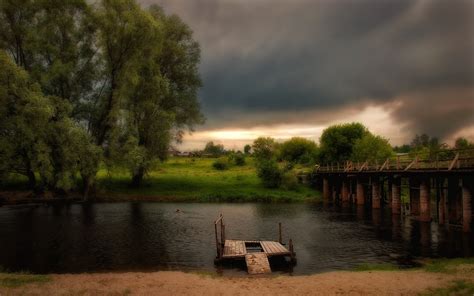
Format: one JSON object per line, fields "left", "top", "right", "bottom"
{"left": 214, "top": 214, "right": 296, "bottom": 274}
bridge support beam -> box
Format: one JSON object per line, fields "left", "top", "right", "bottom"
{"left": 392, "top": 177, "right": 401, "bottom": 215}
{"left": 387, "top": 178, "right": 393, "bottom": 208}
{"left": 356, "top": 179, "right": 365, "bottom": 205}
{"left": 323, "top": 178, "right": 330, "bottom": 201}
{"left": 462, "top": 178, "right": 472, "bottom": 232}
{"left": 341, "top": 179, "right": 349, "bottom": 203}
{"left": 372, "top": 178, "right": 381, "bottom": 209}
{"left": 410, "top": 178, "right": 420, "bottom": 216}
{"left": 419, "top": 178, "right": 431, "bottom": 222}
{"left": 438, "top": 178, "right": 446, "bottom": 225}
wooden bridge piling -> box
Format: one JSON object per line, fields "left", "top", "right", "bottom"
{"left": 462, "top": 178, "right": 472, "bottom": 232}
{"left": 419, "top": 178, "right": 431, "bottom": 222}
{"left": 372, "top": 178, "right": 381, "bottom": 209}
{"left": 356, "top": 179, "right": 365, "bottom": 205}
{"left": 311, "top": 148, "right": 474, "bottom": 232}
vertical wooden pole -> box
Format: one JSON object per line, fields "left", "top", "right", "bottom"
{"left": 342, "top": 179, "right": 349, "bottom": 203}
{"left": 357, "top": 179, "right": 365, "bottom": 205}
{"left": 419, "top": 178, "right": 431, "bottom": 222}
{"left": 462, "top": 178, "right": 472, "bottom": 232}
{"left": 372, "top": 178, "right": 381, "bottom": 209}
{"left": 387, "top": 177, "right": 393, "bottom": 208}
{"left": 410, "top": 178, "right": 420, "bottom": 216}
{"left": 215, "top": 223, "right": 220, "bottom": 257}
{"left": 392, "top": 177, "right": 401, "bottom": 215}
{"left": 323, "top": 178, "right": 330, "bottom": 201}
{"left": 439, "top": 178, "right": 446, "bottom": 225}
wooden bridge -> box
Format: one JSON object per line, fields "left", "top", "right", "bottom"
{"left": 311, "top": 148, "right": 474, "bottom": 232}
{"left": 214, "top": 214, "right": 296, "bottom": 274}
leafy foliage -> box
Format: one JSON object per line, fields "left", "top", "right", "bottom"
{"left": 279, "top": 137, "right": 318, "bottom": 164}
{"left": 0, "top": 0, "right": 203, "bottom": 191}
{"left": 204, "top": 141, "right": 225, "bottom": 157}
{"left": 0, "top": 51, "right": 100, "bottom": 193}
{"left": 212, "top": 158, "right": 229, "bottom": 170}
{"left": 352, "top": 133, "right": 393, "bottom": 162}
{"left": 256, "top": 158, "right": 282, "bottom": 188}
{"left": 252, "top": 137, "right": 278, "bottom": 160}
{"left": 319, "top": 122, "right": 368, "bottom": 163}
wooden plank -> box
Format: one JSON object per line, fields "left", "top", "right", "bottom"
{"left": 245, "top": 253, "right": 271, "bottom": 274}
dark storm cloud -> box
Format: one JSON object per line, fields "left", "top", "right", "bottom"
{"left": 140, "top": 0, "right": 474, "bottom": 138}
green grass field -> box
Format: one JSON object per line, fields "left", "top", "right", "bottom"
{"left": 95, "top": 157, "right": 319, "bottom": 202}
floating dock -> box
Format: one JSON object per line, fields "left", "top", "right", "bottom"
{"left": 214, "top": 214, "right": 296, "bottom": 274}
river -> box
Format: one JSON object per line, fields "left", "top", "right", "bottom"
{"left": 0, "top": 202, "right": 472, "bottom": 275}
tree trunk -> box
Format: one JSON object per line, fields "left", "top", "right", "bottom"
{"left": 131, "top": 166, "right": 145, "bottom": 188}
{"left": 27, "top": 169, "right": 36, "bottom": 190}
{"left": 82, "top": 175, "right": 93, "bottom": 201}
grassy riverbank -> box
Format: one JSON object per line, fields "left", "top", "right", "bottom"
{"left": 1, "top": 259, "right": 473, "bottom": 295}
{"left": 1, "top": 157, "right": 320, "bottom": 203}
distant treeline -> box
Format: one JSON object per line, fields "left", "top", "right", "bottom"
{"left": 198, "top": 123, "right": 473, "bottom": 189}
{"left": 0, "top": 0, "right": 202, "bottom": 194}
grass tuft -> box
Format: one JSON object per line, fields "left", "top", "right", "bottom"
{"left": 423, "top": 258, "right": 474, "bottom": 273}
{"left": 0, "top": 273, "right": 51, "bottom": 288}
{"left": 420, "top": 280, "right": 474, "bottom": 296}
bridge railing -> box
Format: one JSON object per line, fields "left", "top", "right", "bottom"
{"left": 314, "top": 147, "right": 474, "bottom": 173}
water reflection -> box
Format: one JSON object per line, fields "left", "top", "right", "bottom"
{"left": 0, "top": 202, "right": 472, "bottom": 275}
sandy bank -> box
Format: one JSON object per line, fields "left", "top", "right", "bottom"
{"left": 1, "top": 268, "right": 474, "bottom": 296}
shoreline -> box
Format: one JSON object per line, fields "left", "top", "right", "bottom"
{"left": 0, "top": 190, "right": 321, "bottom": 206}
{"left": 1, "top": 266, "right": 473, "bottom": 295}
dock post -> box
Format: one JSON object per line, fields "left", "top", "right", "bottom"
{"left": 356, "top": 179, "right": 365, "bottom": 205}
{"left": 392, "top": 176, "right": 401, "bottom": 215}
{"left": 372, "top": 178, "right": 381, "bottom": 209}
{"left": 462, "top": 178, "right": 472, "bottom": 232}
{"left": 289, "top": 239, "right": 296, "bottom": 264}
{"left": 419, "top": 178, "right": 431, "bottom": 222}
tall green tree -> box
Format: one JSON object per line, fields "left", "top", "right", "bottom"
{"left": 0, "top": 51, "right": 100, "bottom": 193}
{"left": 454, "top": 137, "right": 473, "bottom": 149}
{"left": 0, "top": 50, "right": 51, "bottom": 189}
{"left": 351, "top": 133, "right": 393, "bottom": 162}
{"left": 92, "top": 0, "right": 158, "bottom": 146}
{"left": 203, "top": 141, "right": 224, "bottom": 157}
{"left": 319, "top": 122, "right": 368, "bottom": 163}
{"left": 279, "top": 137, "right": 318, "bottom": 164}
{"left": 122, "top": 6, "right": 203, "bottom": 186}
{"left": 0, "top": 0, "right": 98, "bottom": 120}
{"left": 252, "top": 137, "right": 277, "bottom": 160}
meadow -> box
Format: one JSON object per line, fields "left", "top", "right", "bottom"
{"left": 95, "top": 157, "right": 319, "bottom": 202}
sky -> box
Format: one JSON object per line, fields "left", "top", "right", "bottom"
{"left": 139, "top": 0, "right": 474, "bottom": 151}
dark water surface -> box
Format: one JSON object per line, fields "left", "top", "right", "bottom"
{"left": 0, "top": 202, "right": 472, "bottom": 275}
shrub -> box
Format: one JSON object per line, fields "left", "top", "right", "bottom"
{"left": 281, "top": 170, "right": 298, "bottom": 190}
{"left": 234, "top": 153, "right": 246, "bottom": 166}
{"left": 256, "top": 159, "right": 282, "bottom": 188}
{"left": 212, "top": 158, "right": 228, "bottom": 170}
{"left": 279, "top": 137, "right": 318, "bottom": 164}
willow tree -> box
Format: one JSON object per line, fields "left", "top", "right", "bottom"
{"left": 0, "top": 51, "right": 100, "bottom": 193}
{"left": 111, "top": 5, "right": 203, "bottom": 187}
{"left": 93, "top": 0, "right": 160, "bottom": 146}
{"left": 0, "top": 0, "right": 98, "bottom": 121}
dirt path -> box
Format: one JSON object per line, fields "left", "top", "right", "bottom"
{"left": 2, "top": 269, "right": 474, "bottom": 296}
